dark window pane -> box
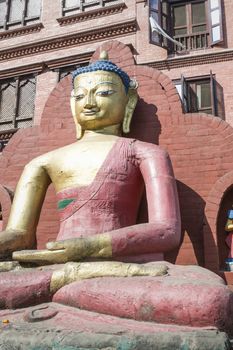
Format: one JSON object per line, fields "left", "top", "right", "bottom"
{"left": 27, "top": 0, "right": 41, "bottom": 18}
{"left": 196, "top": 81, "right": 211, "bottom": 108}
{"left": 0, "top": 0, "right": 6, "bottom": 26}
{"left": 174, "top": 5, "right": 186, "bottom": 27}
{"left": 151, "top": 11, "right": 159, "bottom": 42}
{"left": 151, "top": 31, "right": 159, "bottom": 43}
{"left": 175, "top": 28, "right": 187, "bottom": 35}
{"left": 59, "top": 71, "right": 71, "bottom": 81}
{"left": 0, "top": 81, "right": 16, "bottom": 123}
{"left": 162, "top": 15, "right": 167, "bottom": 29}
{"left": 17, "top": 78, "right": 36, "bottom": 120}
{"left": 162, "top": 1, "right": 167, "bottom": 14}
{"left": 150, "top": 0, "right": 159, "bottom": 10}
{"left": 9, "top": 0, "right": 23, "bottom": 22}
{"left": 192, "top": 24, "right": 206, "bottom": 33}
{"left": 59, "top": 63, "right": 89, "bottom": 81}
{"left": 202, "top": 108, "right": 212, "bottom": 114}
{"left": 192, "top": 2, "right": 206, "bottom": 25}
{"left": 65, "top": 0, "right": 79, "bottom": 8}
{"left": 151, "top": 10, "right": 158, "bottom": 23}
{"left": 188, "top": 85, "right": 198, "bottom": 112}
{"left": 187, "top": 80, "right": 211, "bottom": 112}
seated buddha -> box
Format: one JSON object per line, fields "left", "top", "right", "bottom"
{"left": 0, "top": 52, "right": 181, "bottom": 266}
{"left": 0, "top": 53, "right": 232, "bottom": 336}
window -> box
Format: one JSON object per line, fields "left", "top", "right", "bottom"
{"left": 58, "top": 63, "right": 89, "bottom": 81}
{"left": 0, "top": 75, "right": 36, "bottom": 131}
{"left": 172, "top": 1, "right": 209, "bottom": 51}
{"left": 62, "top": 0, "right": 120, "bottom": 16}
{"left": 149, "top": 0, "right": 224, "bottom": 52}
{"left": 0, "top": 0, "right": 41, "bottom": 30}
{"left": 174, "top": 73, "right": 225, "bottom": 118}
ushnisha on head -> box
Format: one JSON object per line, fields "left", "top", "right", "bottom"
{"left": 70, "top": 51, "right": 138, "bottom": 139}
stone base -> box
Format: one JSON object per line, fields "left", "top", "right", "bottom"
{"left": 0, "top": 303, "right": 232, "bottom": 350}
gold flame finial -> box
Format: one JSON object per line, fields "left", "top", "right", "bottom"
{"left": 99, "top": 50, "right": 109, "bottom": 60}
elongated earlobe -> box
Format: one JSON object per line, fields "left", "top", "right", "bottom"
{"left": 70, "top": 90, "right": 83, "bottom": 139}
{"left": 123, "top": 87, "right": 138, "bottom": 134}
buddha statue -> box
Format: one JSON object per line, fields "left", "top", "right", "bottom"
{"left": 0, "top": 52, "right": 181, "bottom": 269}
{"left": 0, "top": 53, "right": 232, "bottom": 341}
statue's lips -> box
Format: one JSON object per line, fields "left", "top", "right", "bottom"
{"left": 82, "top": 110, "right": 100, "bottom": 116}
{"left": 81, "top": 110, "right": 102, "bottom": 120}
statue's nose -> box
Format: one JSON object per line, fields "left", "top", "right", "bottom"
{"left": 84, "top": 91, "right": 96, "bottom": 109}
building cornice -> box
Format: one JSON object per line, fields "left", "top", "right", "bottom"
{"left": 46, "top": 51, "right": 94, "bottom": 70}
{"left": 57, "top": 3, "right": 126, "bottom": 26}
{"left": 0, "top": 23, "right": 43, "bottom": 41}
{"left": 0, "top": 19, "right": 136, "bottom": 62}
{"left": 0, "top": 51, "right": 95, "bottom": 79}
{"left": 148, "top": 49, "right": 233, "bottom": 70}
{"left": 0, "top": 62, "right": 44, "bottom": 79}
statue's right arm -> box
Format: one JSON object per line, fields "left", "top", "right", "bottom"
{"left": 0, "top": 158, "right": 51, "bottom": 255}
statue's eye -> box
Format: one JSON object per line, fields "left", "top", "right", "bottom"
{"left": 75, "top": 94, "right": 85, "bottom": 100}
{"left": 96, "top": 90, "right": 115, "bottom": 97}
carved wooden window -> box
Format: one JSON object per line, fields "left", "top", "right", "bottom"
{"left": 0, "top": 75, "right": 36, "bottom": 131}
{"left": 62, "top": 0, "right": 120, "bottom": 16}
{"left": 149, "top": 0, "right": 224, "bottom": 52}
{"left": 0, "top": 0, "right": 41, "bottom": 30}
{"left": 174, "top": 73, "right": 225, "bottom": 119}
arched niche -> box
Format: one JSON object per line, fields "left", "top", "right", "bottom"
{"left": 217, "top": 184, "right": 233, "bottom": 270}
{"left": 205, "top": 171, "right": 233, "bottom": 278}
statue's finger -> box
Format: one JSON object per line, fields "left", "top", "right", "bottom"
{"left": 46, "top": 241, "right": 65, "bottom": 250}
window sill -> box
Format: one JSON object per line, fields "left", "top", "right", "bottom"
{"left": 57, "top": 2, "right": 126, "bottom": 26}
{"left": 0, "top": 23, "right": 43, "bottom": 41}
{"left": 168, "top": 46, "right": 214, "bottom": 58}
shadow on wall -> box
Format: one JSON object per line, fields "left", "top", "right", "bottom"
{"left": 165, "top": 181, "right": 211, "bottom": 267}
{"left": 136, "top": 179, "right": 211, "bottom": 266}
{"left": 128, "top": 98, "right": 161, "bottom": 145}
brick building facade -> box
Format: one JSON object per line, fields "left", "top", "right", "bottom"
{"left": 1, "top": 0, "right": 233, "bottom": 283}
{"left": 1, "top": 0, "right": 233, "bottom": 128}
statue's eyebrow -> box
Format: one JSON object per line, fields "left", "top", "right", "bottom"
{"left": 96, "top": 81, "right": 116, "bottom": 86}
{"left": 75, "top": 81, "right": 117, "bottom": 91}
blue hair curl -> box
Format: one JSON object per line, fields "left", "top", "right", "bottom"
{"left": 72, "top": 60, "right": 130, "bottom": 93}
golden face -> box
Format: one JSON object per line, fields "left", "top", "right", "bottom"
{"left": 72, "top": 71, "right": 128, "bottom": 130}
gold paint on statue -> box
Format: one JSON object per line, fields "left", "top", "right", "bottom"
{"left": 50, "top": 261, "right": 168, "bottom": 293}
{"left": 0, "top": 261, "right": 22, "bottom": 272}
{"left": 13, "top": 233, "right": 112, "bottom": 264}
{"left": 225, "top": 219, "right": 233, "bottom": 232}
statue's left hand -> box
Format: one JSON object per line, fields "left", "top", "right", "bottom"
{"left": 12, "top": 237, "right": 91, "bottom": 265}
{"left": 46, "top": 238, "right": 88, "bottom": 261}
{"left": 13, "top": 235, "right": 112, "bottom": 264}
{"left": 13, "top": 238, "right": 95, "bottom": 265}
